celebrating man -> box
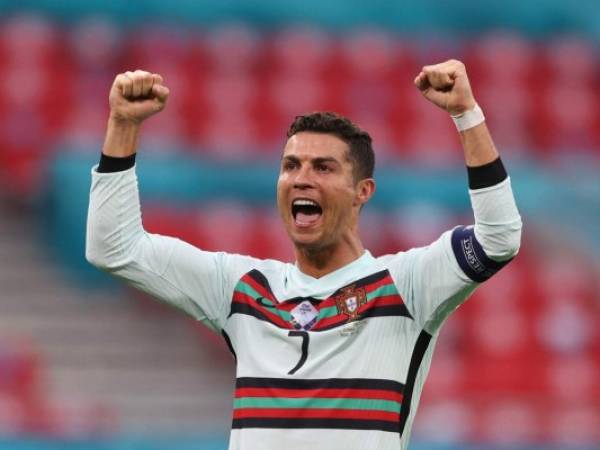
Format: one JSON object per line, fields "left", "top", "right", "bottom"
{"left": 86, "top": 60, "right": 522, "bottom": 449}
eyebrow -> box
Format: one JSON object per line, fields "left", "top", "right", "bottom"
{"left": 281, "top": 155, "right": 341, "bottom": 166}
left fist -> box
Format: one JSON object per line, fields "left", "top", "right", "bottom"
{"left": 414, "top": 59, "right": 476, "bottom": 116}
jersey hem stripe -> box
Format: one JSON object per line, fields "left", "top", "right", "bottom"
{"left": 231, "top": 417, "right": 400, "bottom": 432}
{"left": 236, "top": 377, "right": 404, "bottom": 391}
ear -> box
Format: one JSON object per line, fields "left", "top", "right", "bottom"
{"left": 354, "top": 178, "right": 376, "bottom": 207}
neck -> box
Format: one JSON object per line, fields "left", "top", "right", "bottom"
{"left": 294, "top": 233, "right": 365, "bottom": 279}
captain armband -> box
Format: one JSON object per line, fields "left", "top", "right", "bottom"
{"left": 451, "top": 225, "right": 512, "bottom": 283}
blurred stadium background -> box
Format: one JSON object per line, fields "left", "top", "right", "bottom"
{"left": 0, "top": 1, "right": 599, "bottom": 449}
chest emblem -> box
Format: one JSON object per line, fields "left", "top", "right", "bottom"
{"left": 230, "top": 269, "right": 413, "bottom": 332}
{"left": 335, "top": 285, "right": 367, "bottom": 321}
{"left": 290, "top": 300, "right": 319, "bottom": 330}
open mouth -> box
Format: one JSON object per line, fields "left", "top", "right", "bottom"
{"left": 291, "top": 198, "right": 323, "bottom": 227}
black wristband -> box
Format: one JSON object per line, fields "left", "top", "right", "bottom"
{"left": 97, "top": 153, "right": 136, "bottom": 173}
{"left": 467, "top": 157, "right": 507, "bottom": 190}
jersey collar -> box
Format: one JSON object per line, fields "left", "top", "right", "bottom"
{"left": 287, "top": 250, "right": 378, "bottom": 299}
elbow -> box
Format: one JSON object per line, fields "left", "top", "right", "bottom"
{"left": 86, "top": 213, "right": 111, "bottom": 270}
{"left": 85, "top": 227, "right": 142, "bottom": 272}
{"left": 85, "top": 245, "right": 104, "bottom": 269}
{"left": 85, "top": 233, "right": 124, "bottom": 271}
{"left": 476, "top": 216, "right": 523, "bottom": 261}
{"left": 85, "top": 239, "right": 110, "bottom": 270}
{"left": 85, "top": 226, "right": 106, "bottom": 269}
{"left": 501, "top": 218, "right": 522, "bottom": 259}
{"left": 85, "top": 245, "right": 128, "bottom": 272}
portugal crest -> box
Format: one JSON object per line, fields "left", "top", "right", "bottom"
{"left": 335, "top": 286, "right": 367, "bottom": 322}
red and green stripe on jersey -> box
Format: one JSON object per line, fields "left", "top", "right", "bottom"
{"left": 232, "top": 377, "right": 404, "bottom": 433}
{"left": 229, "top": 269, "right": 412, "bottom": 331}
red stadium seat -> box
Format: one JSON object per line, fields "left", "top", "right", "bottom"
{"left": 247, "top": 209, "right": 294, "bottom": 261}
{"left": 255, "top": 28, "right": 335, "bottom": 149}
{"left": 267, "top": 27, "right": 333, "bottom": 79}
{"left": 0, "top": 15, "right": 63, "bottom": 68}
{"left": 340, "top": 30, "right": 398, "bottom": 80}
{"left": 68, "top": 18, "right": 122, "bottom": 71}
{"left": 0, "top": 339, "right": 40, "bottom": 403}
{"left": 543, "top": 83, "right": 597, "bottom": 152}
{"left": 204, "top": 24, "right": 261, "bottom": 76}
{"left": 60, "top": 103, "right": 108, "bottom": 146}
{"left": 401, "top": 100, "right": 461, "bottom": 164}
{"left": 467, "top": 33, "right": 535, "bottom": 87}
{"left": 266, "top": 75, "right": 327, "bottom": 123}
{"left": 196, "top": 203, "right": 255, "bottom": 253}
{"left": 545, "top": 37, "right": 597, "bottom": 86}
{"left": 476, "top": 83, "right": 534, "bottom": 153}
{"left": 123, "top": 25, "right": 190, "bottom": 70}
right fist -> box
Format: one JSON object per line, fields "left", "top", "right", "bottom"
{"left": 109, "top": 70, "right": 170, "bottom": 124}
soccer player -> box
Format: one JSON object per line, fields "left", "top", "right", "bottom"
{"left": 86, "top": 60, "right": 522, "bottom": 449}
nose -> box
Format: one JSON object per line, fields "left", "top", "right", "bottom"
{"left": 293, "top": 164, "right": 315, "bottom": 189}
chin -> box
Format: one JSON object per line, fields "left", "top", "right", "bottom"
{"left": 291, "top": 234, "right": 319, "bottom": 248}
{"left": 288, "top": 229, "right": 317, "bottom": 247}
{"left": 291, "top": 232, "right": 333, "bottom": 253}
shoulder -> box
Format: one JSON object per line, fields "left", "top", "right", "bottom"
{"left": 220, "top": 252, "right": 291, "bottom": 284}
{"left": 378, "top": 230, "right": 454, "bottom": 262}
{"left": 219, "top": 253, "right": 295, "bottom": 303}
{"left": 221, "top": 252, "right": 289, "bottom": 273}
{"left": 374, "top": 230, "right": 456, "bottom": 279}
{"left": 374, "top": 250, "right": 416, "bottom": 287}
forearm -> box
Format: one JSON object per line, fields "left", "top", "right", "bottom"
{"left": 102, "top": 117, "right": 141, "bottom": 158}
{"left": 458, "top": 120, "right": 499, "bottom": 167}
{"left": 467, "top": 161, "right": 522, "bottom": 262}
{"left": 454, "top": 106, "right": 521, "bottom": 260}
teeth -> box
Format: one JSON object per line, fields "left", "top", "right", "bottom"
{"left": 293, "top": 199, "right": 319, "bottom": 207}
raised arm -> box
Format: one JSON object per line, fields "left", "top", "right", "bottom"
{"left": 414, "top": 59, "right": 522, "bottom": 264}
{"left": 383, "top": 61, "right": 522, "bottom": 332}
{"left": 86, "top": 71, "right": 252, "bottom": 330}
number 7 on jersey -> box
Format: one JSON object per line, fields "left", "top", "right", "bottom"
{"left": 287, "top": 331, "right": 309, "bottom": 375}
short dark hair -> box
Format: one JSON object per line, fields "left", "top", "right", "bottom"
{"left": 286, "top": 112, "right": 375, "bottom": 181}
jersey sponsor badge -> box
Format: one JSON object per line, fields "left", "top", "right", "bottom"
{"left": 290, "top": 300, "right": 318, "bottom": 330}
{"left": 335, "top": 286, "right": 367, "bottom": 322}
{"left": 339, "top": 321, "right": 365, "bottom": 337}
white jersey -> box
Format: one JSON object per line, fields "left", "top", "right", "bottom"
{"left": 86, "top": 166, "right": 521, "bottom": 450}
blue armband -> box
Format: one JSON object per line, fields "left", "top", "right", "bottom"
{"left": 451, "top": 225, "right": 511, "bottom": 282}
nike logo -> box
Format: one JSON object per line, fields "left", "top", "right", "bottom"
{"left": 256, "top": 297, "right": 276, "bottom": 308}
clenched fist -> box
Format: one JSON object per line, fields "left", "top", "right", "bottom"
{"left": 414, "top": 60, "right": 476, "bottom": 116}
{"left": 109, "top": 70, "right": 170, "bottom": 124}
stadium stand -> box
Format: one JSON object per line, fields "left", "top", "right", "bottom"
{"left": 0, "top": 200, "right": 234, "bottom": 437}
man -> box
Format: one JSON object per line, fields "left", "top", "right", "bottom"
{"left": 86, "top": 60, "right": 522, "bottom": 449}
